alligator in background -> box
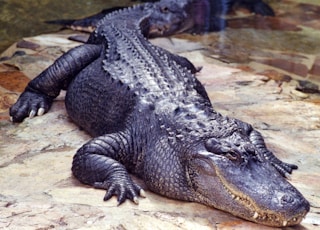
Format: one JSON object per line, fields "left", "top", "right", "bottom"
{"left": 10, "top": 0, "right": 309, "bottom": 227}
{"left": 47, "top": 0, "right": 274, "bottom": 34}
{"left": 137, "top": 0, "right": 275, "bottom": 17}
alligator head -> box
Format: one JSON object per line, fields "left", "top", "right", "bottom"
{"left": 147, "top": 0, "right": 195, "bottom": 37}
{"left": 186, "top": 134, "right": 310, "bottom": 227}
{"left": 148, "top": 0, "right": 228, "bottom": 36}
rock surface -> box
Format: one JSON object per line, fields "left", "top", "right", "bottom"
{"left": 0, "top": 31, "right": 320, "bottom": 229}
{"left": 0, "top": 30, "right": 320, "bottom": 230}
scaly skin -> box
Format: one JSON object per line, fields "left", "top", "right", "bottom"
{"left": 10, "top": 0, "right": 309, "bottom": 227}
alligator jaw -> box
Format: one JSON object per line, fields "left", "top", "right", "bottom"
{"left": 251, "top": 210, "right": 307, "bottom": 227}
{"left": 227, "top": 187, "right": 308, "bottom": 226}
{"left": 216, "top": 166, "right": 309, "bottom": 227}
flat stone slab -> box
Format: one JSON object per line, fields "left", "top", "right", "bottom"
{"left": 0, "top": 32, "right": 319, "bottom": 229}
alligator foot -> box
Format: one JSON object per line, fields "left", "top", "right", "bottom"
{"left": 72, "top": 133, "right": 146, "bottom": 205}
{"left": 72, "top": 149, "right": 146, "bottom": 205}
{"left": 9, "top": 89, "right": 53, "bottom": 122}
{"left": 247, "top": 127, "right": 298, "bottom": 178}
{"left": 94, "top": 180, "right": 145, "bottom": 205}
{"left": 264, "top": 150, "right": 298, "bottom": 179}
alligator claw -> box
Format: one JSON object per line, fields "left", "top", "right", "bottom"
{"left": 284, "top": 173, "right": 292, "bottom": 180}
{"left": 140, "top": 189, "right": 146, "bottom": 198}
{"left": 37, "top": 108, "right": 46, "bottom": 116}
{"left": 94, "top": 180, "right": 144, "bottom": 205}
{"left": 271, "top": 160, "right": 298, "bottom": 179}
{"left": 133, "top": 196, "right": 139, "bottom": 204}
{"left": 29, "top": 110, "right": 36, "bottom": 118}
{"left": 28, "top": 107, "right": 45, "bottom": 119}
{"left": 9, "top": 91, "right": 53, "bottom": 122}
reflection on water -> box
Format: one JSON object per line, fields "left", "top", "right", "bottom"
{"left": 0, "top": 0, "right": 132, "bottom": 53}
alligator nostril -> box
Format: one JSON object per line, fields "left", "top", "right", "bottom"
{"left": 281, "top": 194, "right": 294, "bottom": 204}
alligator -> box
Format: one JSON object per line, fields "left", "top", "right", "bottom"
{"left": 10, "top": 0, "right": 309, "bottom": 227}
{"left": 47, "top": 0, "right": 273, "bottom": 34}
{"left": 137, "top": 0, "right": 275, "bottom": 16}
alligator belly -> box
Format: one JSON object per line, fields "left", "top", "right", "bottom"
{"left": 65, "top": 59, "right": 136, "bottom": 137}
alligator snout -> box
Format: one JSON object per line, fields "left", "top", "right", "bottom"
{"left": 252, "top": 176, "right": 310, "bottom": 226}
{"left": 276, "top": 190, "right": 310, "bottom": 216}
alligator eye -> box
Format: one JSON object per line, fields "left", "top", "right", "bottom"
{"left": 225, "top": 151, "right": 239, "bottom": 161}
{"left": 205, "top": 138, "right": 242, "bottom": 162}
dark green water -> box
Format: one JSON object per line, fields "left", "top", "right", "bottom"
{"left": 0, "top": 0, "right": 133, "bottom": 53}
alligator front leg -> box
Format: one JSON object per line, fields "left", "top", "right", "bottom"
{"left": 10, "top": 44, "right": 101, "bottom": 122}
{"left": 72, "top": 132, "right": 145, "bottom": 205}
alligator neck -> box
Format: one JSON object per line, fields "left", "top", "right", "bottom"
{"left": 154, "top": 96, "right": 238, "bottom": 145}
{"left": 95, "top": 4, "right": 153, "bottom": 37}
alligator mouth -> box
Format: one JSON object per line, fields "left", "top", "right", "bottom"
{"left": 217, "top": 171, "right": 307, "bottom": 227}
{"left": 251, "top": 210, "right": 307, "bottom": 227}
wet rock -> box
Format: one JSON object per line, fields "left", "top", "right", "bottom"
{"left": 310, "top": 56, "right": 320, "bottom": 76}
{"left": 255, "top": 58, "right": 309, "bottom": 77}
{"left": 257, "top": 69, "right": 292, "bottom": 83}
{"left": 16, "top": 39, "right": 41, "bottom": 50}
{"left": 227, "top": 16, "right": 301, "bottom": 31}
{"left": 0, "top": 66, "right": 30, "bottom": 92}
{"left": 0, "top": 92, "right": 18, "bottom": 114}
{"left": 288, "top": 3, "right": 320, "bottom": 30}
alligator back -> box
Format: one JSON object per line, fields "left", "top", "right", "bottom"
{"left": 65, "top": 4, "right": 205, "bottom": 137}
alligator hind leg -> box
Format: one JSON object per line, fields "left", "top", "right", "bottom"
{"left": 10, "top": 44, "right": 101, "bottom": 122}
{"left": 236, "top": 120, "right": 298, "bottom": 178}
{"left": 162, "top": 50, "right": 211, "bottom": 103}
{"left": 249, "top": 129, "right": 298, "bottom": 178}
{"left": 72, "top": 132, "right": 145, "bottom": 204}
{"left": 163, "top": 50, "right": 199, "bottom": 74}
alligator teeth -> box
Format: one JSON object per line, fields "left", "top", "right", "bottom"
{"left": 253, "top": 212, "right": 259, "bottom": 219}
{"left": 283, "top": 221, "right": 287, "bottom": 227}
